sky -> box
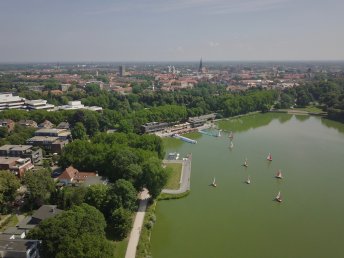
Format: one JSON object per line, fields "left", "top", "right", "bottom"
{"left": 0, "top": 0, "right": 343, "bottom": 62}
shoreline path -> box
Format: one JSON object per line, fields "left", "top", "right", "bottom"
{"left": 124, "top": 189, "right": 150, "bottom": 258}
{"left": 162, "top": 153, "right": 192, "bottom": 194}
{"left": 125, "top": 155, "right": 192, "bottom": 258}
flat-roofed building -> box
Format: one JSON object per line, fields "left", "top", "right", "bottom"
{"left": 141, "top": 122, "right": 169, "bottom": 134}
{"left": 56, "top": 101, "right": 102, "bottom": 112}
{"left": 0, "top": 236, "right": 41, "bottom": 258}
{"left": 0, "top": 157, "right": 34, "bottom": 177}
{"left": 188, "top": 113, "right": 216, "bottom": 127}
{"left": 0, "top": 93, "right": 26, "bottom": 110}
{"left": 25, "top": 99, "right": 55, "bottom": 111}
{"left": 26, "top": 137, "right": 68, "bottom": 154}
{"left": 0, "top": 145, "right": 42, "bottom": 165}
{"left": 34, "top": 128, "right": 71, "bottom": 140}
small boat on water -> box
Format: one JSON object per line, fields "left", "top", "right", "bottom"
{"left": 228, "top": 131, "right": 234, "bottom": 139}
{"left": 211, "top": 177, "right": 217, "bottom": 187}
{"left": 230, "top": 141, "right": 234, "bottom": 149}
{"left": 246, "top": 176, "right": 251, "bottom": 184}
{"left": 275, "top": 169, "right": 283, "bottom": 179}
{"left": 275, "top": 191, "right": 282, "bottom": 202}
{"left": 243, "top": 158, "right": 248, "bottom": 167}
{"left": 267, "top": 153, "right": 272, "bottom": 161}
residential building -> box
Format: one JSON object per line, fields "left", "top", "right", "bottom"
{"left": 0, "top": 236, "right": 41, "bottom": 258}
{"left": 11, "top": 205, "right": 63, "bottom": 238}
{"left": 0, "top": 145, "right": 43, "bottom": 165}
{"left": 0, "top": 119, "right": 15, "bottom": 132}
{"left": 56, "top": 122, "right": 70, "bottom": 130}
{"left": 58, "top": 166, "right": 97, "bottom": 185}
{"left": 0, "top": 93, "right": 26, "bottom": 110}
{"left": 18, "top": 120, "right": 38, "bottom": 128}
{"left": 26, "top": 137, "right": 68, "bottom": 154}
{"left": 34, "top": 128, "right": 71, "bottom": 140}
{"left": 38, "top": 120, "right": 54, "bottom": 129}
{"left": 0, "top": 157, "right": 34, "bottom": 177}
{"left": 25, "top": 99, "right": 55, "bottom": 111}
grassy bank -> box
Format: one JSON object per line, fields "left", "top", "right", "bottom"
{"left": 136, "top": 201, "right": 157, "bottom": 258}
{"left": 164, "top": 162, "right": 183, "bottom": 190}
{"left": 113, "top": 238, "right": 129, "bottom": 258}
{"left": 158, "top": 190, "right": 190, "bottom": 200}
{"left": 293, "top": 105, "right": 324, "bottom": 113}
{"left": 0, "top": 215, "right": 18, "bottom": 231}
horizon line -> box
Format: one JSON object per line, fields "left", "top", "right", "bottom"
{"left": 1, "top": 59, "right": 344, "bottom": 65}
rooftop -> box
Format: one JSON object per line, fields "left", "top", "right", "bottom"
{"left": 0, "top": 145, "right": 33, "bottom": 152}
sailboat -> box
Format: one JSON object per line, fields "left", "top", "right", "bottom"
{"left": 211, "top": 177, "right": 217, "bottom": 187}
{"left": 246, "top": 176, "right": 251, "bottom": 184}
{"left": 267, "top": 153, "right": 272, "bottom": 161}
{"left": 243, "top": 157, "right": 248, "bottom": 167}
{"left": 275, "top": 169, "right": 283, "bottom": 179}
{"left": 230, "top": 141, "right": 234, "bottom": 149}
{"left": 228, "top": 131, "right": 234, "bottom": 139}
{"left": 275, "top": 191, "right": 282, "bottom": 202}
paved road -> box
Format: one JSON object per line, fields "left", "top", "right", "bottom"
{"left": 125, "top": 189, "right": 150, "bottom": 258}
{"left": 162, "top": 154, "right": 192, "bottom": 194}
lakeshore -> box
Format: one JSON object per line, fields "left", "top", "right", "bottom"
{"left": 150, "top": 113, "right": 344, "bottom": 258}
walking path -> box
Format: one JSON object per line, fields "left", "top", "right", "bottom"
{"left": 162, "top": 154, "right": 192, "bottom": 194}
{"left": 125, "top": 189, "right": 150, "bottom": 258}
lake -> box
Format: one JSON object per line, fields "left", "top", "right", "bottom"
{"left": 150, "top": 113, "right": 344, "bottom": 258}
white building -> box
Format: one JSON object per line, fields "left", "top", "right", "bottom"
{"left": 25, "top": 99, "right": 55, "bottom": 111}
{"left": 57, "top": 101, "right": 102, "bottom": 112}
{"left": 0, "top": 93, "right": 26, "bottom": 110}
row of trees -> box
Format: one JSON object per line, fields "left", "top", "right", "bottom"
{"left": 277, "top": 79, "right": 344, "bottom": 121}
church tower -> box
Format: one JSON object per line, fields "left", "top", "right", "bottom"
{"left": 198, "top": 57, "right": 203, "bottom": 73}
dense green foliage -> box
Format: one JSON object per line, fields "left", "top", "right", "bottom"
{"left": 27, "top": 204, "right": 115, "bottom": 258}
{"left": 23, "top": 169, "right": 55, "bottom": 208}
{"left": 278, "top": 79, "right": 344, "bottom": 121}
{"left": 0, "top": 171, "right": 21, "bottom": 213}
{"left": 0, "top": 85, "right": 278, "bottom": 134}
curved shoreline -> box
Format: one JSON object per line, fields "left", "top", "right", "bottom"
{"left": 162, "top": 154, "right": 192, "bottom": 195}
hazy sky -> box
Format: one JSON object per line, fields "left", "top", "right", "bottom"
{"left": 0, "top": 0, "right": 343, "bottom": 62}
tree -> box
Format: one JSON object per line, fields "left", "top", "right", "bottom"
{"left": 139, "top": 157, "right": 168, "bottom": 199}
{"left": 108, "top": 208, "right": 132, "bottom": 239}
{"left": 56, "top": 186, "right": 87, "bottom": 210}
{"left": 107, "top": 179, "right": 137, "bottom": 214}
{"left": 23, "top": 169, "right": 55, "bottom": 208}
{"left": 0, "top": 170, "right": 20, "bottom": 213}
{"left": 27, "top": 204, "right": 114, "bottom": 258}
{"left": 71, "top": 122, "right": 88, "bottom": 140}
{"left": 84, "top": 184, "right": 109, "bottom": 213}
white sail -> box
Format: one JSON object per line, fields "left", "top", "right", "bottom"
{"left": 276, "top": 191, "right": 281, "bottom": 199}
{"left": 267, "top": 153, "right": 272, "bottom": 160}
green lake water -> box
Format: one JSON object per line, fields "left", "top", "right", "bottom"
{"left": 150, "top": 113, "right": 344, "bottom": 258}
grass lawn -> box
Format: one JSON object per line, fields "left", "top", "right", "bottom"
{"left": 0, "top": 215, "right": 18, "bottom": 231}
{"left": 294, "top": 105, "right": 323, "bottom": 113}
{"left": 113, "top": 238, "right": 129, "bottom": 258}
{"left": 164, "top": 163, "right": 183, "bottom": 190}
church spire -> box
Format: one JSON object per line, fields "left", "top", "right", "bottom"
{"left": 198, "top": 57, "right": 203, "bottom": 73}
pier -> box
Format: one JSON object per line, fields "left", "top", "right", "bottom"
{"left": 199, "top": 129, "right": 222, "bottom": 137}
{"left": 173, "top": 134, "right": 197, "bottom": 144}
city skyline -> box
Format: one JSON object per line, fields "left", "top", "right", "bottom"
{"left": 0, "top": 0, "right": 343, "bottom": 62}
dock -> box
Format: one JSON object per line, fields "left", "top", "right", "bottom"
{"left": 173, "top": 134, "right": 197, "bottom": 144}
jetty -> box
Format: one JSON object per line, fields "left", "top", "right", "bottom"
{"left": 173, "top": 134, "right": 197, "bottom": 144}
{"left": 199, "top": 129, "right": 222, "bottom": 137}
